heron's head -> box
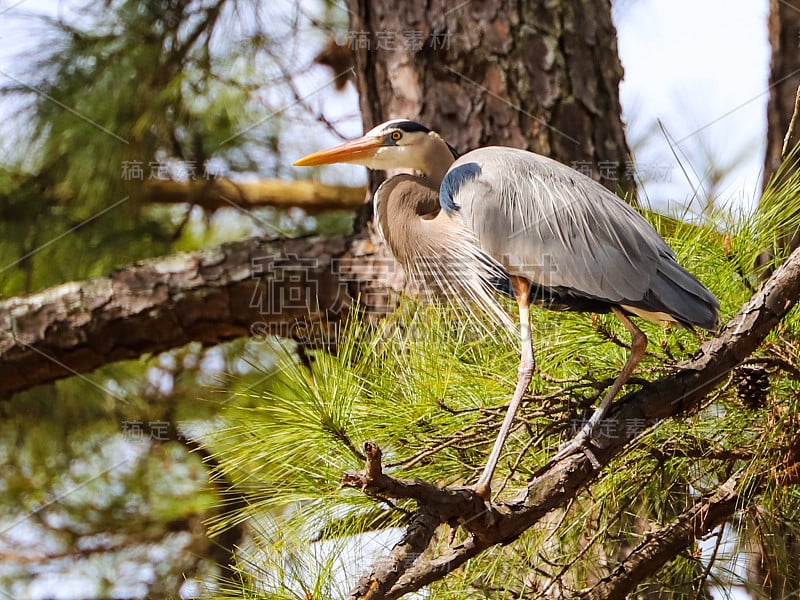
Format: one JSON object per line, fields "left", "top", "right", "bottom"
{"left": 294, "top": 119, "right": 457, "bottom": 179}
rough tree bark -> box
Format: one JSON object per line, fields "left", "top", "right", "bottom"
{"left": 758, "top": 1, "right": 800, "bottom": 275}
{"left": 346, "top": 0, "right": 634, "bottom": 196}
{"left": 0, "top": 233, "right": 401, "bottom": 397}
{"left": 763, "top": 0, "right": 800, "bottom": 188}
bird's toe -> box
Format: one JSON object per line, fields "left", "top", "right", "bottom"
{"left": 552, "top": 433, "right": 601, "bottom": 468}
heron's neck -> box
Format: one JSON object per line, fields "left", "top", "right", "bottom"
{"left": 419, "top": 135, "right": 456, "bottom": 186}
{"left": 375, "top": 174, "right": 443, "bottom": 265}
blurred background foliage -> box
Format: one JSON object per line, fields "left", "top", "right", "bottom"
{"left": 0, "top": 0, "right": 354, "bottom": 295}
{"left": 0, "top": 0, "right": 354, "bottom": 596}
{"left": 0, "top": 0, "right": 798, "bottom": 599}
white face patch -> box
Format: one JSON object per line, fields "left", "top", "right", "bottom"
{"left": 369, "top": 144, "right": 419, "bottom": 170}
{"left": 348, "top": 123, "right": 434, "bottom": 172}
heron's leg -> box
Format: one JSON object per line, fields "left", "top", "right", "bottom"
{"left": 553, "top": 308, "right": 647, "bottom": 465}
{"left": 473, "top": 278, "right": 534, "bottom": 501}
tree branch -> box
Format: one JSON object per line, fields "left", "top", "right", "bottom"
{"left": 586, "top": 426, "right": 800, "bottom": 600}
{"left": 342, "top": 246, "right": 800, "bottom": 599}
{"left": 145, "top": 178, "right": 366, "bottom": 213}
{"left": 0, "top": 233, "right": 404, "bottom": 397}
{"left": 581, "top": 472, "right": 747, "bottom": 599}
{"left": 348, "top": 508, "right": 441, "bottom": 600}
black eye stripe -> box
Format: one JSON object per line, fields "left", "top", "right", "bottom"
{"left": 391, "top": 120, "right": 430, "bottom": 134}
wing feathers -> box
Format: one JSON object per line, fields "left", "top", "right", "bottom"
{"left": 448, "top": 147, "right": 719, "bottom": 329}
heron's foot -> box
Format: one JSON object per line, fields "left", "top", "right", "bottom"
{"left": 446, "top": 520, "right": 460, "bottom": 546}
{"left": 469, "top": 483, "right": 497, "bottom": 526}
{"left": 552, "top": 429, "right": 601, "bottom": 469}
{"left": 472, "top": 481, "right": 491, "bottom": 501}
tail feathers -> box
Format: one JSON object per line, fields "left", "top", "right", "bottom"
{"left": 646, "top": 259, "right": 719, "bottom": 330}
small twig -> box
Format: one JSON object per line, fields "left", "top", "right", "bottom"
{"left": 169, "top": 203, "right": 195, "bottom": 242}
{"left": 593, "top": 321, "right": 661, "bottom": 360}
{"left": 692, "top": 525, "right": 724, "bottom": 599}
{"left": 492, "top": 434, "right": 540, "bottom": 499}
{"left": 649, "top": 442, "right": 753, "bottom": 463}
{"left": 743, "top": 353, "right": 800, "bottom": 382}
{"left": 781, "top": 84, "right": 800, "bottom": 159}
{"left": 263, "top": 43, "right": 353, "bottom": 141}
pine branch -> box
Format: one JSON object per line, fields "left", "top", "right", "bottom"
{"left": 591, "top": 424, "right": 800, "bottom": 599}
{"left": 341, "top": 245, "right": 800, "bottom": 600}
{"left": 145, "top": 178, "right": 366, "bottom": 213}
{"left": 580, "top": 472, "right": 747, "bottom": 600}
{"left": 0, "top": 233, "right": 403, "bottom": 397}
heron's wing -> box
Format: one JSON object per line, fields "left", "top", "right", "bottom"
{"left": 441, "top": 147, "right": 669, "bottom": 305}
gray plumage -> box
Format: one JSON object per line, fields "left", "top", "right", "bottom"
{"left": 442, "top": 147, "right": 719, "bottom": 330}
{"left": 375, "top": 174, "right": 515, "bottom": 333}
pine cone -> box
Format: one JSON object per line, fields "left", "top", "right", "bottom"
{"left": 735, "top": 363, "right": 770, "bottom": 409}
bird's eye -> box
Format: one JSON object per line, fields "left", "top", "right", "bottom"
{"left": 390, "top": 131, "right": 402, "bottom": 141}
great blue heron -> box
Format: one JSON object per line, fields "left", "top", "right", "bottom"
{"left": 295, "top": 119, "right": 719, "bottom": 499}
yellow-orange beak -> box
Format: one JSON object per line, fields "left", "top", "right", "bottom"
{"left": 293, "top": 136, "right": 384, "bottom": 167}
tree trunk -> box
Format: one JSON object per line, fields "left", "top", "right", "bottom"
{"left": 346, "top": 0, "right": 634, "bottom": 198}
{"left": 763, "top": 0, "right": 800, "bottom": 188}
{"left": 755, "top": 3, "right": 800, "bottom": 571}
{"left": 758, "top": 0, "right": 800, "bottom": 275}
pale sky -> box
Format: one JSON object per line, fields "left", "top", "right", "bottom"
{"left": 615, "top": 0, "right": 770, "bottom": 214}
